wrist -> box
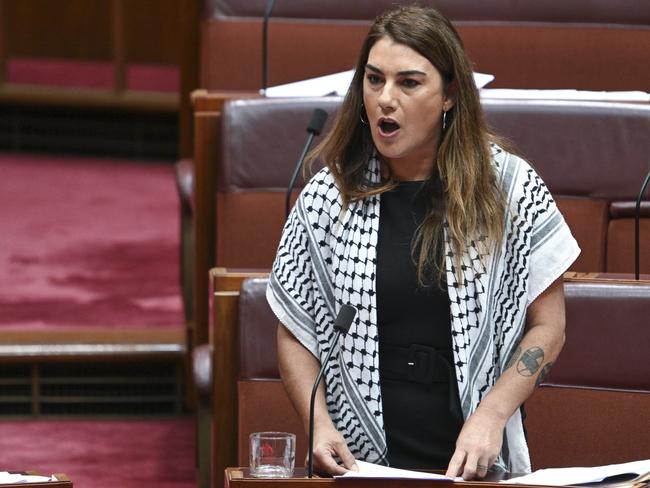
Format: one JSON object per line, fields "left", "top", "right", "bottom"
{"left": 476, "top": 401, "right": 511, "bottom": 427}
{"left": 314, "top": 416, "right": 336, "bottom": 433}
{"left": 310, "top": 409, "right": 336, "bottom": 433}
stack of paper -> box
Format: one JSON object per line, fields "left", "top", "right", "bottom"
{"left": 0, "top": 471, "right": 53, "bottom": 484}
{"left": 502, "top": 459, "right": 650, "bottom": 486}
{"left": 336, "top": 460, "right": 460, "bottom": 481}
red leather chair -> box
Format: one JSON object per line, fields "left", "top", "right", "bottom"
{"left": 526, "top": 277, "right": 650, "bottom": 468}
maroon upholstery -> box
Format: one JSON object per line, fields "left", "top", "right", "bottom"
{"left": 550, "top": 281, "right": 650, "bottom": 391}
{"left": 176, "top": 158, "right": 194, "bottom": 210}
{"left": 237, "top": 278, "right": 307, "bottom": 467}
{"left": 525, "top": 279, "right": 650, "bottom": 468}
{"left": 238, "top": 278, "right": 280, "bottom": 380}
{"left": 215, "top": 98, "right": 650, "bottom": 274}
{"left": 193, "top": 343, "right": 213, "bottom": 401}
{"left": 482, "top": 101, "right": 650, "bottom": 200}
{"left": 482, "top": 99, "right": 650, "bottom": 273}
{"left": 215, "top": 98, "right": 337, "bottom": 268}
{"left": 202, "top": 0, "right": 650, "bottom": 91}
{"left": 526, "top": 387, "right": 650, "bottom": 468}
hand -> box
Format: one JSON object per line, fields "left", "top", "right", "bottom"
{"left": 310, "top": 424, "right": 358, "bottom": 476}
{"left": 445, "top": 405, "right": 507, "bottom": 480}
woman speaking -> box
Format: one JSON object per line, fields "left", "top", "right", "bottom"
{"left": 266, "top": 5, "right": 579, "bottom": 479}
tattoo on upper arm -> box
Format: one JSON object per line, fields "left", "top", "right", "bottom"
{"left": 505, "top": 346, "right": 521, "bottom": 370}
{"left": 535, "top": 362, "right": 554, "bottom": 387}
{"left": 516, "top": 347, "right": 545, "bottom": 377}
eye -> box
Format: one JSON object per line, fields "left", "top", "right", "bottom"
{"left": 365, "top": 73, "right": 382, "bottom": 85}
{"left": 401, "top": 78, "right": 420, "bottom": 88}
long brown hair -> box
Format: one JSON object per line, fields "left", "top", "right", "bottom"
{"left": 309, "top": 5, "right": 506, "bottom": 286}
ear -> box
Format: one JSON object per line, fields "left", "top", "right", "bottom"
{"left": 443, "top": 83, "right": 457, "bottom": 111}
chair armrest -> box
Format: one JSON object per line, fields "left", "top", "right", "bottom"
{"left": 193, "top": 343, "right": 213, "bottom": 405}
{"left": 175, "top": 158, "right": 194, "bottom": 210}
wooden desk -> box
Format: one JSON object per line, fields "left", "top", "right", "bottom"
{"left": 1, "top": 473, "right": 71, "bottom": 488}
{"left": 225, "top": 468, "right": 527, "bottom": 488}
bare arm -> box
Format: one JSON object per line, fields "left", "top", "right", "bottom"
{"left": 446, "top": 277, "right": 566, "bottom": 479}
{"left": 277, "top": 324, "right": 358, "bottom": 475}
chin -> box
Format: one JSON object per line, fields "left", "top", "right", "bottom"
{"left": 371, "top": 139, "right": 398, "bottom": 157}
{"left": 375, "top": 146, "right": 404, "bottom": 161}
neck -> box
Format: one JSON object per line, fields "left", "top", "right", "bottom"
{"left": 386, "top": 152, "right": 437, "bottom": 181}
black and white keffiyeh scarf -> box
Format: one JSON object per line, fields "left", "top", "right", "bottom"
{"left": 267, "top": 145, "right": 580, "bottom": 473}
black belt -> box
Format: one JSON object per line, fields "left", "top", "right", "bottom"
{"left": 381, "top": 343, "right": 464, "bottom": 423}
{"left": 381, "top": 343, "right": 454, "bottom": 385}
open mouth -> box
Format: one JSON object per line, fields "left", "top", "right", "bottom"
{"left": 379, "top": 119, "right": 400, "bottom": 135}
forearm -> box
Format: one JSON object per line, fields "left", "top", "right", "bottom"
{"left": 477, "top": 316, "right": 565, "bottom": 424}
{"left": 277, "top": 323, "right": 333, "bottom": 434}
{"left": 477, "top": 277, "right": 566, "bottom": 423}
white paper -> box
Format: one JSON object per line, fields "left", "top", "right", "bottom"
{"left": 0, "top": 471, "right": 53, "bottom": 484}
{"left": 264, "top": 70, "right": 494, "bottom": 97}
{"left": 264, "top": 70, "right": 355, "bottom": 97}
{"left": 501, "top": 459, "right": 650, "bottom": 486}
{"left": 473, "top": 72, "right": 496, "bottom": 89}
{"left": 481, "top": 89, "right": 650, "bottom": 102}
{"left": 336, "top": 460, "right": 460, "bottom": 480}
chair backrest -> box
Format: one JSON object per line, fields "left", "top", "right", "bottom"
{"left": 525, "top": 278, "right": 650, "bottom": 468}
{"left": 215, "top": 97, "right": 339, "bottom": 268}
{"left": 201, "top": 0, "right": 650, "bottom": 91}
{"left": 237, "top": 277, "right": 307, "bottom": 466}
{"left": 483, "top": 99, "right": 650, "bottom": 273}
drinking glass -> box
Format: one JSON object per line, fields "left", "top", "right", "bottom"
{"left": 249, "top": 432, "right": 296, "bottom": 478}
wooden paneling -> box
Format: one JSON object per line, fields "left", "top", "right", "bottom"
{"left": 124, "top": 0, "right": 183, "bottom": 64}
{"left": 4, "top": 0, "right": 113, "bottom": 60}
{"left": 0, "top": 0, "right": 189, "bottom": 113}
{"left": 3, "top": 0, "right": 185, "bottom": 64}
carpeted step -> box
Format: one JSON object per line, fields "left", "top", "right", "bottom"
{"left": 0, "top": 418, "right": 195, "bottom": 488}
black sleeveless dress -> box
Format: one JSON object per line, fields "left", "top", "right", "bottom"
{"left": 376, "top": 180, "right": 463, "bottom": 469}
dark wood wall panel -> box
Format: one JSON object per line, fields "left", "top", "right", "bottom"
{"left": 124, "top": 0, "right": 182, "bottom": 64}
{"left": 5, "top": 0, "right": 113, "bottom": 60}
{"left": 3, "top": 0, "right": 183, "bottom": 65}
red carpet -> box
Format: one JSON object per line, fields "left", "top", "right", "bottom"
{"left": 0, "top": 153, "right": 183, "bottom": 330}
{"left": 0, "top": 418, "right": 195, "bottom": 488}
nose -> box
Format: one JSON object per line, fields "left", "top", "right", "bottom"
{"left": 377, "top": 81, "right": 397, "bottom": 111}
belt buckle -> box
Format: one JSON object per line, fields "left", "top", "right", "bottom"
{"left": 406, "top": 344, "right": 438, "bottom": 384}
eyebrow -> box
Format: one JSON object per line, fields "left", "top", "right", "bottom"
{"left": 365, "top": 63, "right": 427, "bottom": 77}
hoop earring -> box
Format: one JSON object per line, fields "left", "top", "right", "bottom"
{"left": 360, "top": 103, "right": 368, "bottom": 125}
{"left": 442, "top": 110, "right": 447, "bottom": 131}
